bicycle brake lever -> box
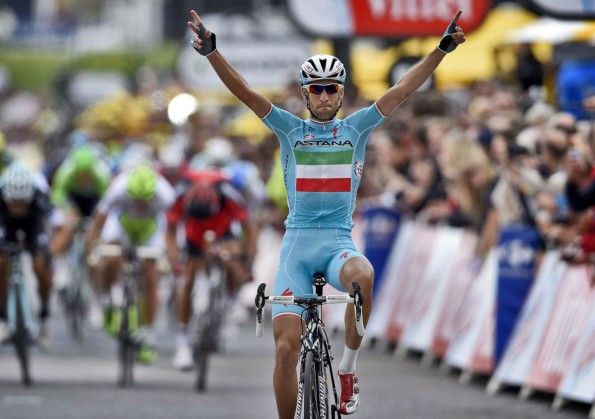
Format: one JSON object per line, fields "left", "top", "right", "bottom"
{"left": 255, "top": 283, "right": 266, "bottom": 337}
{"left": 255, "top": 283, "right": 266, "bottom": 309}
{"left": 351, "top": 282, "right": 366, "bottom": 337}
{"left": 351, "top": 282, "right": 364, "bottom": 306}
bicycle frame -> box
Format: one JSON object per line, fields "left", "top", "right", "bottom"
{"left": 3, "top": 238, "right": 36, "bottom": 386}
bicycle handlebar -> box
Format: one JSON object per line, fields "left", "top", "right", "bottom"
{"left": 92, "top": 244, "right": 163, "bottom": 260}
{"left": 254, "top": 282, "right": 365, "bottom": 338}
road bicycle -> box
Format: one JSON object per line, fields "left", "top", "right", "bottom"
{"left": 94, "top": 243, "right": 160, "bottom": 387}
{"left": 1, "top": 232, "right": 37, "bottom": 386}
{"left": 190, "top": 231, "right": 236, "bottom": 392}
{"left": 255, "top": 273, "right": 365, "bottom": 419}
{"left": 190, "top": 249, "right": 230, "bottom": 392}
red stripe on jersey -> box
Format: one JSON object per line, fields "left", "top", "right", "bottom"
{"left": 296, "top": 178, "right": 352, "bottom": 192}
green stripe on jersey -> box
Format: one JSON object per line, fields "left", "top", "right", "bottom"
{"left": 294, "top": 149, "right": 353, "bottom": 165}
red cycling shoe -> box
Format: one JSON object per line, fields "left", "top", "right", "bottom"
{"left": 339, "top": 371, "right": 360, "bottom": 415}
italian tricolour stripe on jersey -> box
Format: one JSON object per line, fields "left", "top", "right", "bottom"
{"left": 295, "top": 149, "right": 353, "bottom": 192}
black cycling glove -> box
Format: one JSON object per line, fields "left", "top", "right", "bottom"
{"left": 438, "top": 17, "right": 459, "bottom": 53}
{"left": 193, "top": 23, "right": 216, "bottom": 56}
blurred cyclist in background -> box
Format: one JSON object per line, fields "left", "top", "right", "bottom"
{"left": 50, "top": 143, "right": 111, "bottom": 323}
{"left": 0, "top": 162, "right": 68, "bottom": 346}
{"left": 51, "top": 144, "right": 111, "bottom": 251}
{"left": 85, "top": 163, "right": 175, "bottom": 364}
{"left": 166, "top": 167, "right": 256, "bottom": 370}
{"left": 188, "top": 8, "right": 465, "bottom": 417}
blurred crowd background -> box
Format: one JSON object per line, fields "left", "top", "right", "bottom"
{"left": 0, "top": 0, "right": 593, "bottom": 267}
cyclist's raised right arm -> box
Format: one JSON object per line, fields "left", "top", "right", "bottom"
{"left": 188, "top": 10, "right": 272, "bottom": 118}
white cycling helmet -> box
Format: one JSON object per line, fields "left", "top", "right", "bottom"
{"left": 1, "top": 161, "right": 34, "bottom": 202}
{"left": 298, "top": 54, "right": 346, "bottom": 85}
{"left": 203, "top": 137, "right": 235, "bottom": 168}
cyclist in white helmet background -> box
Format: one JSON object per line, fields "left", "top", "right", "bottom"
{"left": 84, "top": 162, "right": 175, "bottom": 364}
{"left": 0, "top": 161, "right": 68, "bottom": 346}
{"left": 188, "top": 8, "right": 465, "bottom": 418}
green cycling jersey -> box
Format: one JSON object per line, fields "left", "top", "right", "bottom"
{"left": 51, "top": 156, "right": 111, "bottom": 208}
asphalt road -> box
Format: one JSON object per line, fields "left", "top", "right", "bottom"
{"left": 0, "top": 299, "right": 591, "bottom": 419}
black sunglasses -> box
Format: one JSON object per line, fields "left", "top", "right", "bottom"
{"left": 307, "top": 84, "right": 340, "bottom": 95}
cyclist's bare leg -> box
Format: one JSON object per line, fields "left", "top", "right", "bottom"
{"left": 99, "top": 255, "right": 122, "bottom": 292}
{"left": 272, "top": 314, "right": 302, "bottom": 419}
{"left": 32, "top": 251, "right": 53, "bottom": 317}
{"left": 176, "top": 256, "right": 202, "bottom": 325}
{"left": 141, "top": 259, "right": 159, "bottom": 325}
{"left": 339, "top": 256, "right": 374, "bottom": 350}
{"left": 219, "top": 239, "right": 250, "bottom": 294}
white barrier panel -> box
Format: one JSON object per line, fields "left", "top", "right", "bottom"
{"left": 469, "top": 305, "right": 495, "bottom": 375}
{"left": 490, "top": 251, "right": 567, "bottom": 388}
{"left": 431, "top": 231, "right": 479, "bottom": 358}
{"left": 445, "top": 249, "right": 497, "bottom": 371}
{"left": 366, "top": 221, "right": 415, "bottom": 340}
{"left": 400, "top": 226, "right": 464, "bottom": 352}
{"left": 526, "top": 265, "right": 593, "bottom": 394}
{"left": 556, "top": 304, "right": 595, "bottom": 407}
{"left": 386, "top": 223, "right": 436, "bottom": 343}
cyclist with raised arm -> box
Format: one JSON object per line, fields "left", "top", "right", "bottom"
{"left": 188, "top": 8, "right": 465, "bottom": 417}
{"left": 166, "top": 168, "right": 256, "bottom": 370}
{"left": 0, "top": 162, "right": 68, "bottom": 346}
{"left": 85, "top": 163, "right": 175, "bottom": 364}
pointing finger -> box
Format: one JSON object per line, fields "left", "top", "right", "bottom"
{"left": 190, "top": 9, "right": 202, "bottom": 26}
{"left": 451, "top": 10, "right": 462, "bottom": 25}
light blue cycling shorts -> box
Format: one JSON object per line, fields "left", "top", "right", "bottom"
{"left": 271, "top": 228, "right": 366, "bottom": 319}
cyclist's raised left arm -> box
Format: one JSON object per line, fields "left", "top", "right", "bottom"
{"left": 376, "top": 10, "right": 465, "bottom": 117}
{"left": 188, "top": 9, "right": 272, "bottom": 118}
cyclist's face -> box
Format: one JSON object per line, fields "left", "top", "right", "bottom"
{"left": 76, "top": 169, "right": 94, "bottom": 184}
{"left": 6, "top": 200, "right": 31, "bottom": 216}
{"left": 304, "top": 81, "right": 343, "bottom": 121}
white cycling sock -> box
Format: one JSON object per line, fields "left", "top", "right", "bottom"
{"left": 339, "top": 345, "right": 359, "bottom": 373}
{"left": 176, "top": 328, "right": 189, "bottom": 349}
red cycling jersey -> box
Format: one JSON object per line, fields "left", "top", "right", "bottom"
{"left": 166, "top": 172, "right": 249, "bottom": 250}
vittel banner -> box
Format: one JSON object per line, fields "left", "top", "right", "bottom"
{"left": 288, "top": 0, "right": 490, "bottom": 37}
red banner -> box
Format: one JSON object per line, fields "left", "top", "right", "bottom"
{"left": 349, "top": 0, "right": 491, "bottom": 36}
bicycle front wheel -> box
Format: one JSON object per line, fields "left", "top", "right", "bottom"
{"left": 118, "top": 305, "right": 135, "bottom": 387}
{"left": 13, "top": 284, "right": 32, "bottom": 386}
{"left": 301, "top": 350, "right": 325, "bottom": 419}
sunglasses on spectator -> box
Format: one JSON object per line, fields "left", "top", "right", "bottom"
{"left": 307, "top": 84, "right": 340, "bottom": 95}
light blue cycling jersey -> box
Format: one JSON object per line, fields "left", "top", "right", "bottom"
{"left": 262, "top": 103, "right": 386, "bottom": 230}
